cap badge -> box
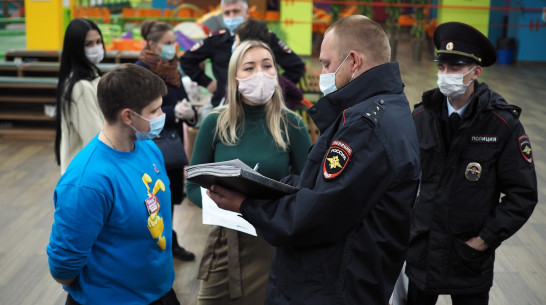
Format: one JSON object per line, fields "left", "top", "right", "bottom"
{"left": 465, "top": 162, "right": 482, "bottom": 182}
{"left": 446, "top": 42, "right": 454, "bottom": 51}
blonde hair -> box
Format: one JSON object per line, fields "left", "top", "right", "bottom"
{"left": 213, "top": 40, "right": 292, "bottom": 151}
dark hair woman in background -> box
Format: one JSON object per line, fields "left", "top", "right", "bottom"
{"left": 55, "top": 18, "right": 106, "bottom": 174}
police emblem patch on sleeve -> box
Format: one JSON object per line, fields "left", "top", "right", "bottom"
{"left": 190, "top": 40, "right": 204, "bottom": 52}
{"left": 323, "top": 140, "right": 352, "bottom": 179}
{"left": 278, "top": 39, "right": 292, "bottom": 54}
{"left": 518, "top": 134, "right": 533, "bottom": 163}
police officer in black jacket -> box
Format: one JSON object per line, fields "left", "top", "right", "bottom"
{"left": 180, "top": 0, "right": 305, "bottom": 107}
{"left": 206, "top": 16, "right": 421, "bottom": 305}
{"left": 406, "top": 22, "right": 538, "bottom": 305}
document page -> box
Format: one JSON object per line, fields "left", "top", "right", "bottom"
{"left": 201, "top": 187, "right": 257, "bottom": 236}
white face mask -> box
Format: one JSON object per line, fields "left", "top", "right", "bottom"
{"left": 85, "top": 44, "right": 104, "bottom": 65}
{"left": 319, "top": 53, "right": 351, "bottom": 96}
{"left": 237, "top": 72, "right": 278, "bottom": 105}
{"left": 437, "top": 67, "right": 476, "bottom": 97}
{"left": 130, "top": 111, "right": 166, "bottom": 141}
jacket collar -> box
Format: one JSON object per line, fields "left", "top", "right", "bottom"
{"left": 308, "top": 62, "right": 404, "bottom": 133}
{"left": 421, "top": 81, "right": 492, "bottom": 118}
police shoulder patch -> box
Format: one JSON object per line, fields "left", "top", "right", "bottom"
{"left": 323, "top": 140, "right": 352, "bottom": 180}
{"left": 518, "top": 134, "right": 533, "bottom": 163}
{"left": 277, "top": 39, "right": 292, "bottom": 54}
{"left": 209, "top": 29, "right": 227, "bottom": 37}
{"left": 190, "top": 40, "right": 204, "bottom": 52}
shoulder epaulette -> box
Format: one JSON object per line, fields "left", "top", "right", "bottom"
{"left": 209, "top": 29, "right": 227, "bottom": 37}
{"left": 413, "top": 102, "right": 424, "bottom": 109}
{"left": 491, "top": 105, "right": 521, "bottom": 127}
{"left": 362, "top": 99, "right": 386, "bottom": 126}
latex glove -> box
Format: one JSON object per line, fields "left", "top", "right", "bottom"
{"left": 175, "top": 99, "right": 194, "bottom": 121}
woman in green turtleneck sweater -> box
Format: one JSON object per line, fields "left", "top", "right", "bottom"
{"left": 186, "top": 40, "right": 312, "bottom": 305}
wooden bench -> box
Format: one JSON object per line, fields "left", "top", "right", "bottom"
{"left": 4, "top": 49, "right": 140, "bottom": 64}
{"left": 0, "top": 62, "right": 119, "bottom": 77}
{"left": 4, "top": 49, "right": 61, "bottom": 62}
{"left": 0, "top": 52, "right": 128, "bottom": 140}
{"left": 0, "top": 76, "right": 58, "bottom": 140}
{"left": 0, "top": 62, "right": 21, "bottom": 77}
{"left": 0, "top": 60, "right": 117, "bottom": 140}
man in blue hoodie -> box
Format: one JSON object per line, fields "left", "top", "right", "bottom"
{"left": 47, "top": 64, "right": 180, "bottom": 305}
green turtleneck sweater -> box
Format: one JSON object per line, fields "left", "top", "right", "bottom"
{"left": 186, "top": 103, "right": 312, "bottom": 207}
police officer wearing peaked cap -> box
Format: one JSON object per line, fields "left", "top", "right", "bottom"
{"left": 405, "top": 22, "right": 538, "bottom": 305}
{"left": 433, "top": 21, "right": 497, "bottom": 67}
{"left": 179, "top": 0, "right": 305, "bottom": 107}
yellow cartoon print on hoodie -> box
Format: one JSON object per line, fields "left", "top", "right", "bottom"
{"left": 142, "top": 173, "right": 166, "bottom": 251}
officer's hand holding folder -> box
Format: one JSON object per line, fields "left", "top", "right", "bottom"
{"left": 186, "top": 159, "right": 298, "bottom": 199}
{"left": 187, "top": 159, "right": 298, "bottom": 236}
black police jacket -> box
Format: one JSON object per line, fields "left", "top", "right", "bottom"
{"left": 240, "top": 62, "right": 421, "bottom": 305}
{"left": 179, "top": 30, "right": 305, "bottom": 107}
{"left": 406, "top": 82, "right": 538, "bottom": 294}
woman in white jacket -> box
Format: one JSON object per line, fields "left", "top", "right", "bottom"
{"left": 55, "top": 18, "right": 106, "bottom": 173}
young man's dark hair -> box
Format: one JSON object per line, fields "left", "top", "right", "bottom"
{"left": 235, "top": 18, "right": 270, "bottom": 44}
{"left": 98, "top": 63, "right": 167, "bottom": 122}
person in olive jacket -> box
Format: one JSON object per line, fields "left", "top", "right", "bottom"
{"left": 406, "top": 22, "right": 538, "bottom": 305}
{"left": 204, "top": 16, "right": 421, "bottom": 305}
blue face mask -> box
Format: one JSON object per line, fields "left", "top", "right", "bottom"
{"left": 223, "top": 16, "right": 244, "bottom": 33}
{"left": 158, "top": 44, "right": 176, "bottom": 61}
{"left": 319, "top": 53, "right": 351, "bottom": 96}
{"left": 130, "top": 111, "right": 165, "bottom": 141}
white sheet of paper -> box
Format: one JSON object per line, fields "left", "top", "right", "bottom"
{"left": 201, "top": 187, "right": 257, "bottom": 236}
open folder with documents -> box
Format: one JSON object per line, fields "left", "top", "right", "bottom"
{"left": 186, "top": 159, "right": 298, "bottom": 199}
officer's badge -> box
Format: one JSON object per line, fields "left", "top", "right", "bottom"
{"left": 278, "top": 39, "right": 292, "bottom": 54}
{"left": 323, "top": 140, "right": 352, "bottom": 180}
{"left": 464, "top": 162, "right": 482, "bottom": 182}
{"left": 190, "top": 41, "right": 204, "bottom": 52}
{"left": 518, "top": 134, "right": 533, "bottom": 163}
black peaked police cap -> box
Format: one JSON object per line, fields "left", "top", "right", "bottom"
{"left": 434, "top": 22, "right": 497, "bottom": 67}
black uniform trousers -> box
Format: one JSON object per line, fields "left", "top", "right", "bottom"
{"left": 407, "top": 282, "right": 489, "bottom": 305}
